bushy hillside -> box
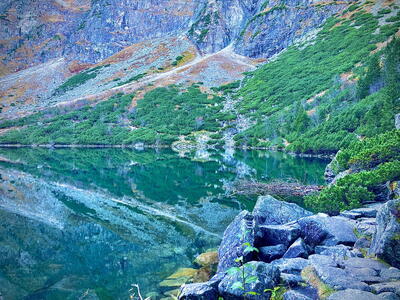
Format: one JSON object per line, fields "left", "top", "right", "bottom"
{"left": 232, "top": 3, "right": 400, "bottom": 153}
{"left": 0, "top": 0, "right": 399, "bottom": 152}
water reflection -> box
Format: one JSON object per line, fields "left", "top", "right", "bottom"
{"left": 0, "top": 148, "right": 327, "bottom": 299}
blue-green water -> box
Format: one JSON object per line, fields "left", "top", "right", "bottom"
{"left": 0, "top": 148, "right": 328, "bottom": 299}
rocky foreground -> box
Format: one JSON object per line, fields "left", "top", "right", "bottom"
{"left": 178, "top": 189, "right": 400, "bottom": 299}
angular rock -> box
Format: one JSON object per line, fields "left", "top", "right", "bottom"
{"left": 355, "top": 217, "right": 377, "bottom": 236}
{"left": 381, "top": 268, "right": 400, "bottom": 281}
{"left": 313, "top": 264, "right": 371, "bottom": 291}
{"left": 370, "top": 281, "right": 400, "bottom": 295}
{"left": 342, "top": 257, "right": 389, "bottom": 272}
{"left": 271, "top": 258, "right": 310, "bottom": 275}
{"left": 283, "top": 238, "right": 309, "bottom": 259}
{"left": 327, "top": 289, "right": 381, "bottom": 300}
{"left": 218, "top": 262, "right": 280, "bottom": 300}
{"left": 341, "top": 207, "right": 378, "bottom": 219}
{"left": 255, "top": 223, "right": 300, "bottom": 247}
{"left": 280, "top": 273, "right": 304, "bottom": 287}
{"left": 354, "top": 237, "right": 371, "bottom": 249}
{"left": 252, "top": 195, "right": 312, "bottom": 226}
{"left": 308, "top": 254, "right": 337, "bottom": 267}
{"left": 259, "top": 244, "right": 287, "bottom": 263}
{"left": 379, "top": 292, "right": 400, "bottom": 300}
{"left": 297, "top": 214, "right": 356, "bottom": 248}
{"left": 217, "top": 211, "right": 256, "bottom": 273}
{"left": 369, "top": 199, "right": 400, "bottom": 268}
{"left": 315, "top": 245, "right": 355, "bottom": 260}
{"left": 284, "top": 287, "right": 318, "bottom": 300}
{"left": 178, "top": 282, "right": 218, "bottom": 300}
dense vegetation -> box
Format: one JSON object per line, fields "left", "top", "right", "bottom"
{"left": 305, "top": 130, "right": 400, "bottom": 214}
{"left": 0, "top": 86, "right": 226, "bottom": 145}
{"left": 233, "top": 9, "right": 400, "bottom": 153}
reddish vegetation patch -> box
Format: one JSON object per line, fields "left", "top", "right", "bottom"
{"left": 68, "top": 61, "right": 93, "bottom": 73}
{"left": 306, "top": 90, "right": 327, "bottom": 103}
{"left": 40, "top": 14, "right": 65, "bottom": 23}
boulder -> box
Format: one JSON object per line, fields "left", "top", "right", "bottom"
{"left": 178, "top": 282, "right": 218, "bottom": 300}
{"left": 314, "top": 245, "right": 355, "bottom": 260}
{"left": 297, "top": 214, "right": 357, "bottom": 248}
{"left": 252, "top": 195, "right": 312, "bottom": 226}
{"left": 313, "top": 264, "right": 371, "bottom": 291}
{"left": 283, "top": 287, "right": 318, "bottom": 300}
{"left": 341, "top": 207, "right": 378, "bottom": 219}
{"left": 217, "top": 211, "right": 256, "bottom": 273}
{"left": 370, "top": 281, "right": 400, "bottom": 295}
{"left": 381, "top": 268, "right": 400, "bottom": 281}
{"left": 308, "top": 254, "right": 337, "bottom": 267}
{"left": 259, "top": 244, "right": 287, "bottom": 263}
{"left": 327, "top": 289, "right": 381, "bottom": 300}
{"left": 341, "top": 258, "right": 389, "bottom": 272}
{"left": 218, "top": 262, "right": 280, "bottom": 300}
{"left": 255, "top": 223, "right": 300, "bottom": 247}
{"left": 271, "top": 258, "right": 310, "bottom": 275}
{"left": 280, "top": 273, "right": 304, "bottom": 287}
{"left": 283, "top": 238, "right": 309, "bottom": 259}
{"left": 354, "top": 237, "right": 371, "bottom": 249}
{"left": 379, "top": 292, "right": 400, "bottom": 300}
{"left": 369, "top": 199, "right": 400, "bottom": 268}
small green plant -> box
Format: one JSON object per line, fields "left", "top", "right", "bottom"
{"left": 264, "top": 286, "right": 285, "bottom": 300}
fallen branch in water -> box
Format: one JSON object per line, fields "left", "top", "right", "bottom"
{"left": 231, "top": 180, "right": 324, "bottom": 197}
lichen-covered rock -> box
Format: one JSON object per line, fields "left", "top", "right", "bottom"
{"left": 252, "top": 195, "right": 312, "bottom": 226}
{"left": 217, "top": 211, "right": 256, "bottom": 273}
{"left": 271, "top": 258, "right": 310, "bottom": 275}
{"left": 369, "top": 199, "right": 400, "bottom": 268}
{"left": 283, "top": 287, "right": 318, "bottom": 300}
{"left": 218, "top": 261, "right": 280, "bottom": 300}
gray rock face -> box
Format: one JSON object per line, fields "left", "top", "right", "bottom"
{"left": 379, "top": 292, "right": 400, "bottom": 300}
{"left": 315, "top": 245, "right": 356, "bottom": 260}
{"left": 283, "top": 238, "right": 309, "bottom": 259}
{"left": 259, "top": 244, "right": 287, "bottom": 263}
{"left": 178, "top": 282, "right": 218, "bottom": 300}
{"left": 327, "top": 289, "right": 382, "bottom": 300}
{"left": 395, "top": 114, "right": 400, "bottom": 130}
{"left": 297, "top": 214, "right": 357, "bottom": 248}
{"left": 342, "top": 257, "right": 389, "bottom": 272}
{"left": 381, "top": 268, "right": 400, "bottom": 281}
{"left": 252, "top": 195, "right": 312, "bottom": 226}
{"left": 218, "top": 261, "right": 280, "bottom": 300}
{"left": 217, "top": 211, "right": 256, "bottom": 273}
{"left": 369, "top": 200, "right": 400, "bottom": 268}
{"left": 370, "top": 281, "right": 400, "bottom": 295}
{"left": 0, "top": 0, "right": 200, "bottom": 71}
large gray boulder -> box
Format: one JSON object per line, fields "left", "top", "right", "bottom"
{"left": 369, "top": 199, "right": 400, "bottom": 268}
{"left": 217, "top": 211, "right": 256, "bottom": 273}
{"left": 252, "top": 195, "right": 312, "bottom": 226}
{"left": 284, "top": 287, "right": 318, "bottom": 300}
{"left": 271, "top": 258, "right": 310, "bottom": 275}
{"left": 297, "top": 214, "right": 357, "bottom": 248}
{"left": 255, "top": 223, "right": 300, "bottom": 247}
{"left": 218, "top": 262, "right": 280, "bottom": 300}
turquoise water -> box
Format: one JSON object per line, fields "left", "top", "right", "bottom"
{"left": 0, "top": 148, "right": 328, "bottom": 299}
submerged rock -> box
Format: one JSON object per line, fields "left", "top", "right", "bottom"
{"left": 252, "top": 195, "right": 312, "bottom": 226}
{"left": 194, "top": 251, "right": 218, "bottom": 268}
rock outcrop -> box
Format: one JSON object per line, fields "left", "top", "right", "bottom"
{"left": 179, "top": 195, "right": 400, "bottom": 300}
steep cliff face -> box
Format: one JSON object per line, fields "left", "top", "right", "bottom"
{"left": 188, "top": 0, "right": 352, "bottom": 58}
{"left": 0, "top": 0, "right": 199, "bottom": 75}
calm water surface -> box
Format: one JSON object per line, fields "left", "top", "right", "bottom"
{"left": 0, "top": 148, "right": 328, "bottom": 299}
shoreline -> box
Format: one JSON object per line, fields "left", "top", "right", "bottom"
{"left": 0, "top": 144, "right": 334, "bottom": 158}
